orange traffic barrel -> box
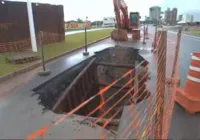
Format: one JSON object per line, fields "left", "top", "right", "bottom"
{"left": 184, "top": 52, "right": 200, "bottom": 98}
{"left": 176, "top": 52, "right": 200, "bottom": 114}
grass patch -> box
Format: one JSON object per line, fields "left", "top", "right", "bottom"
{"left": 191, "top": 30, "right": 200, "bottom": 35}
{"left": 0, "top": 29, "right": 113, "bottom": 76}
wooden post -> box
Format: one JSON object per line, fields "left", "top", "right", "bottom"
{"left": 155, "top": 30, "right": 167, "bottom": 139}
{"left": 171, "top": 30, "right": 181, "bottom": 78}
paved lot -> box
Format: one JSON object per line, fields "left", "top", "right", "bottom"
{"left": 0, "top": 26, "right": 200, "bottom": 139}
{"left": 166, "top": 30, "right": 200, "bottom": 139}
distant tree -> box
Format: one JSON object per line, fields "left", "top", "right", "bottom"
{"left": 77, "top": 18, "right": 83, "bottom": 23}
{"left": 65, "top": 20, "right": 76, "bottom": 23}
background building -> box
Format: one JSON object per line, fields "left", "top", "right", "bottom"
{"left": 102, "top": 17, "right": 115, "bottom": 27}
{"left": 178, "top": 15, "right": 183, "bottom": 22}
{"left": 164, "top": 8, "right": 177, "bottom": 25}
{"left": 172, "top": 8, "right": 178, "bottom": 25}
{"left": 149, "top": 6, "right": 161, "bottom": 23}
{"left": 178, "top": 14, "right": 194, "bottom": 24}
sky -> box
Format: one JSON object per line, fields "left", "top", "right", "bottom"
{"left": 7, "top": 0, "right": 200, "bottom": 21}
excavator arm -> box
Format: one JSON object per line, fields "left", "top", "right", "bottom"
{"left": 111, "top": 0, "right": 141, "bottom": 41}
{"left": 113, "top": 0, "right": 129, "bottom": 29}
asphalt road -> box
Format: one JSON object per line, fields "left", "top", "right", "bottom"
{"left": 148, "top": 25, "right": 200, "bottom": 86}
{"left": 148, "top": 26, "right": 200, "bottom": 139}
{"left": 164, "top": 28, "right": 200, "bottom": 139}
{"left": 0, "top": 25, "right": 199, "bottom": 139}
{"left": 167, "top": 31, "right": 200, "bottom": 87}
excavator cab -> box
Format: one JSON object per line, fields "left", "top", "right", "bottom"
{"left": 129, "top": 12, "right": 141, "bottom": 40}
{"left": 129, "top": 12, "right": 140, "bottom": 29}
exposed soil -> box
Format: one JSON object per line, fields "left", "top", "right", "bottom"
{"left": 33, "top": 46, "right": 150, "bottom": 121}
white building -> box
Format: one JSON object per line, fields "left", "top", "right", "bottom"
{"left": 102, "top": 17, "right": 116, "bottom": 27}
{"left": 178, "top": 14, "right": 194, "bottom": 24}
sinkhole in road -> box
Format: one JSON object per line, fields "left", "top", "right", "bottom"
{"left": 33, "top": 46, "right": 150, "bottom": 122}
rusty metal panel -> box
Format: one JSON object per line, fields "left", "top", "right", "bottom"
{"left": 0, "top": 1, "right": 64, "bottom": 44}
{"left": 53, "top": 58, "right": 100, "bottom": 117}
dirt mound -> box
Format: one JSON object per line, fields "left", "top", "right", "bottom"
{"left": 111, "top": 29, "right": 128, "bottom": 41}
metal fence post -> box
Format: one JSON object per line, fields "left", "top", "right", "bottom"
{"left": 83, "top": 17, "right": 89, "bottom": 56}
{"left": 38, "top": 31, "right": 50, "bottom": 76}
{"left": 155, "top": 30, "right": 167, "bottom": 139}
{"left": 171, "top": 30, "right": 181, "bottom": 78}
{"left": 143, "top": 24, "right": 146, "bottom": 44}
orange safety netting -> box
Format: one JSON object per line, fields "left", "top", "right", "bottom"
{"left": 25, "top": 30, "right": 180, "bottom": 140}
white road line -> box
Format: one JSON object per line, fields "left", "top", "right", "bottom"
{"left": 168, "top": 30, "right": 200, "bottom": 42}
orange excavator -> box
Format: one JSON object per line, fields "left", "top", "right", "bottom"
{"left": 111, "top": 0, "right": 141, "bottom": 41}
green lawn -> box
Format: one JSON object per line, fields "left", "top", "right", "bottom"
{"left": 191, "top": 30, "right": 200, "bottom": 35}
{"left": 0, "top": 29, "right": 113, "bottom": 76}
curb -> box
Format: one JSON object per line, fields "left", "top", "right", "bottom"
{"left": 0, "top": 36, "right": 110, "bottom": 84}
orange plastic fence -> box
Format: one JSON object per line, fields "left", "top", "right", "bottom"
{"left": 26, "top": 30, "right": 180, "bottom": 140}
{"left": 26, "top": 125, "right": 50, "bottom": 140}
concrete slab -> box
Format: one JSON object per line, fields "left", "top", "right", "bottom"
{"left": 116, "top": 100, "right": 150, "bottom": 139}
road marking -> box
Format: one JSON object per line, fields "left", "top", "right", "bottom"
{"left": 168, "top": 30, "right": 200, "bottom": 42}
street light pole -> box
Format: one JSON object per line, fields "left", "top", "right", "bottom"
{"left": 27, "top": 0, "right": 37, "bottom": 52}
{"left": 83, "top": 16, "right": 89, "bottom": 56}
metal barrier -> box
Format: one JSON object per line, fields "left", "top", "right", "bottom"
{"left": 52, "top": 58, "right": 100, "bottom": 115}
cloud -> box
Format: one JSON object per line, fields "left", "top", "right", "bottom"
{"left": 126, "top": 0, "right": 164, "bottom": 20}
{"left": 8, "top": 0, "right": 163, "bottom": 21}
{"left": 7, "top": 0, "right": 200, "bottom": 21}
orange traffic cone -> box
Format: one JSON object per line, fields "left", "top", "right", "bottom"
{"left": 145, "top": 25, "right": 149, "bottom": 39}
{"left": 175, "top": 52, "right": 200, "bottom": 114}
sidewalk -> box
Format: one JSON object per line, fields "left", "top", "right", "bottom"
{"left": 0, "top": 38, "right": 115, "bottom": 97}
{"left": 0, "top": 28, "right": 200, "bottom": 139}
{"left": 0, "top": 31, "right": 155, "bottom": 139}
{"left": 0, "top": 38, "right": 115, "bottom": 139}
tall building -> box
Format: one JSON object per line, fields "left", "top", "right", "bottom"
{"left": 164, "top": 8, "right": 171, "bottom": 24}
{"left": 178, "top": 15, "right": 183, "bottom": 21}
{"left": 172, "top": 8, "right": 178, "bottom": 25}
{"left": 149, "top": 6, "right": 161, "bottom": 23}
{"left": 164, "top": 8, "right": 178, "bottom": 25}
